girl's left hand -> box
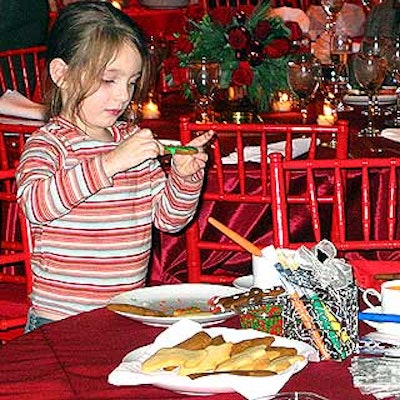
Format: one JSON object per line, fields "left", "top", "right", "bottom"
{"left": 171, "top": 131, "right": 214, "bottom": 179}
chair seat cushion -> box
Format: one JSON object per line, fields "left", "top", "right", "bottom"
{"left": 0, "top": 282, "right": 29, "bottom": 318}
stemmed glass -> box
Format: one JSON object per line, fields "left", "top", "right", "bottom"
{"left": 353, "top": 51, "right": 387, "bottom": 136}
{"left": 320, "top": 0, "right": 344, "bottom": 33}
{"left": 188, "top": 57, "right": 221, "bottom": 123}
{"left": 288, "top": 56, "right": 320, "bottom": 124}
{"left": 320, "top": 62, "right": 351, "bottom": 113}
{"left": 330, "top": 32, "right": 352, "bottom": 66}
{"left": 146, "top": 35, "right": 168, "bottom": 100}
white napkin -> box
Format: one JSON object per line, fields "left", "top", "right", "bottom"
{"left": 269, "top": 7, "right": 310, "bottom": 33}
{"left": 108, "top": 319, "right": 319, "bottom": 400}
{"left": 381, "top": 128, "right": 400, "bottom": 143}
{"left": 221, "top": 137, "right": 313, "bottom": 164}
{"left": 0, "top": 90, "right": 46, "bottom": 120}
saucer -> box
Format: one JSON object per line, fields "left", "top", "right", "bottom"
{"left": 361, "top": 307, "right": 400, "bottom": 336}
{"left": 232, "top": 275, "right": 254, "bottom": 291}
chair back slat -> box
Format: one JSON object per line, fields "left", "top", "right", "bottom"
{"left": 388, "top": 164, "right": 397, "bottom": 240}
{"left": 307, "top": 165, "right": 321, "bottom": 242}
{"left": 361, "top": 165, "right": 371, "bottom": 240}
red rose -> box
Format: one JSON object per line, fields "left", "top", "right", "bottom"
{"left": 254, "top": 20, "right": 271, "bottom": 41}
{"left": 185, "top": 5, "right": 204, "bottom": 22}
{"left": 163, "top": 56, "right": 180, "bottom": 74}
{"left": 237, "top": 5, "right": 254, "bottom": 16}
{"left": 285, "top": 21, "right": 303, "bottom": 41}
{"left": 263, "top": 38, "right": 291, "bottom": 59}
{"left": 174, "top": 35, "right": 194, "bottom": 55}
{"left": 170, "top": 66, "right": 188, "bottom": 86}
{"left": 231, "top": 61, "right": 254, "bottom": 86}
{"left": 210, "top": 7, "right": 234, "bottom": 26}
{"left": 228, "top": 26, "right": 251, "bottom": 50}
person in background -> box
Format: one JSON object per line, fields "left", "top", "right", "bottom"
{"left": 306, "top": 0, "right": 366, "bottom": 41}
{"left": 0, "top": 0, "right": 49, "bottom": 52}
{"left": 16, "top": 1, "right": 213, "bottom": 332}
{"left": 364, "top": 0, "right": 400, "bottom": 39}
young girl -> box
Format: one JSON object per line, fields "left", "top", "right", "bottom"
{"left": 16, "top": 1, "right": 213, "bottom": 331}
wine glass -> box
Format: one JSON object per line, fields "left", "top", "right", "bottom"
{"left": 330, "top": 32, "right": 352, "bottom": 66}
{"left": 288, "top": 56, "right": 320, "bottom": 124}
{"left": 320, "top": 62, "right": 351, "bottom": 113}
{"left": 353, "top": 51, "right": 387, "bottom": 136}
{"left": 188, "top": 57, "right": 221, "bottom": 123}
{"left": 320, "top": 0, "right": 344, "bottom": 32}
{"left": 360, "top": 36, "right": 395, "bottom": 117}
{"left": 147, "top": 34, "right": 169, "bottom": 97}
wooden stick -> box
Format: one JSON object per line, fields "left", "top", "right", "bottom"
{"left": 374, "top": 273, "right": 400, "bottom": 281}
{"left": 208, "top": 217, "right": 262, "bottom": 257}
{"left": 289, "top": 292, "right": 331, "bottom": 360}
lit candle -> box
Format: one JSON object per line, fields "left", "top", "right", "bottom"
{"left": 111, "top": 1, "right": 122, "bottom": 9}
{"left": 142, "top": 98, "right": 160, "bottom": 119}
{"left": 317, "top": 102, "right": 336, "bottom": 126}
{"left": 272, "top": 91, "right": 293, "bottom": 112}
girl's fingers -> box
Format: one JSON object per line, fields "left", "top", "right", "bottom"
{"left": 187, "top": 130, "right": 215, "bottom": 147}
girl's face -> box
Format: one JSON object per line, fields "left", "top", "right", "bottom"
{"left": 75, "top": 42, "right": 142, "bottom": 137}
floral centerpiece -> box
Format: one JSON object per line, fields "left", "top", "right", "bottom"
{"left": 164, "top": 1, "right": 305, "bottom": 112}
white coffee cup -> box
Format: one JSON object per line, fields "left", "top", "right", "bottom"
{"left": 362, "top": 279, "right": 400, "bottom": 315}
{"left": 252, "top": 245, "right": 282, "bottom": 289}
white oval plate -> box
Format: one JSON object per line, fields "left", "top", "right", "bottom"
{"left": 361, "top": 307, "right": 400, "bottom": 336}
{"left": 343, "top": 94, "right": 397, "bottom": 106}
{"left": 108, "top": 284, "right": 241, "bottom": 327}
{"left": 233, "top": 275, "right": 254, "bottom": 291}
{"left": 109, "top": 323, "right": 317, "bottom": 396}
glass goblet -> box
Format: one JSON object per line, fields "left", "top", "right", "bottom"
{"left": 330, "top": 32, "right": 352, "bottom": 65}
{"left": 288, "top": 57, "right": 320, "bottom": 124}
{"left": 320, "top": 62, "right": 351, "bottom": 113}
{"left": 353, "top": 52, "right": 387, "bottom": 136}
{"left": 321, "top": 0, "right": 344, "bottom": 32}
{"left": 188, "top": 57, "right": 221, "bottom": 123}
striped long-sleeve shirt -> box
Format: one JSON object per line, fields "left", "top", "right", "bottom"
{"left": 16, "top": 117, "right": 204, "bottom": 321}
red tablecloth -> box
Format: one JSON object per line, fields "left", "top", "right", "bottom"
{"left": 0, "top": 306, "right": 374, "bottom": 400}
{"left": 121, "top": 1, "right": 189, "bottom": 37}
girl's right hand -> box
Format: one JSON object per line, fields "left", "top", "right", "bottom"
{"left": 102, "top": 128, "right": 162, "bottom": 177}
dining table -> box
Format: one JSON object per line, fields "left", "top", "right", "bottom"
{"left": 0, "top": 89, "right": 397, "bottom": 399}
{"left": 0, "top": 302, "right": 375, "bottom": 400}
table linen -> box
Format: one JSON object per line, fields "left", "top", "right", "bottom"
{"left": 0, "top": 307, "right": 374, "bottom": 400}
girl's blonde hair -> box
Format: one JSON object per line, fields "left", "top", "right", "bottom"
{"left": 45, "top": 1, "right": 149, "bottom": 121}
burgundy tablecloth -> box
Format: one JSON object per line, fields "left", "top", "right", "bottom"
{"left": 0, "top": 307, "right": 374, "bottom": 400}
{"left": 122, "top": 2, "right": 188, "bottom": 37}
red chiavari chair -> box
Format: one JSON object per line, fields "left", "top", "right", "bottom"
{"left": 179, "top": 116, "right": 348, "bottom": 283}
{"left": 0, "top": 47, "right": 45, "bottom": 277}
{"left": 0, "top": 168, "right": 32, "bottom": 343}
{"left": 270, "top": 155, "right": 400, "bottom": 290}
{"left": 0, "top": 46, "right": 47, "bottom": 102}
